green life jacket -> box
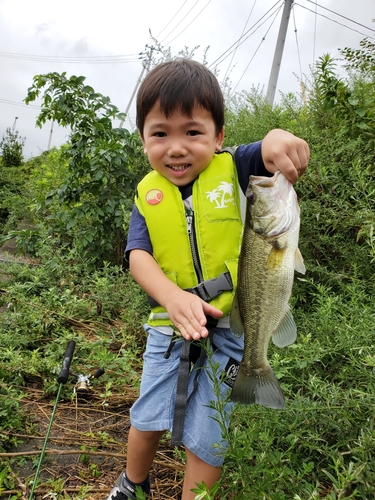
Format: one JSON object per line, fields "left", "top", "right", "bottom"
{"left": 135, "top": 150, "right": 243, "bottom": 327}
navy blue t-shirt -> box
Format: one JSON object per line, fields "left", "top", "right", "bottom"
{"left": 125, "top": 141, "right": 268, "bottom": 259}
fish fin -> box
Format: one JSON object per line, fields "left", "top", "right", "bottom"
{"left": 294, "top": 247, "right": 306, "bottom": 275}
{"left": 230, "top": 363, "right": 285, "bottom": 409}
{"left": 267, "top": 247, "right": 286, "bottom": 270}
{"left": 272, "top": 309, "right": 297, "bottom": 347}
{"left": 230, "top": 292, "right": 243, "bottom": 338}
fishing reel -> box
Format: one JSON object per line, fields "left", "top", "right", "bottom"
{"left": 71, "top": 367, "right": 105, "bottom": 396}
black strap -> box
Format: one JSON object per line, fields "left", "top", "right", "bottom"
{"left": 148, "top": 272, "right": 233, "bottom": 309}
{"left": 170, "top": 317, "right": 218, "bottom": 447}
{"left": 171, "top": 339, "right": 191, "bottom": 446}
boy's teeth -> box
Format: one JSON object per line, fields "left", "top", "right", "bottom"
{"left": 170, "top": 165, "right": 188, "bottom": 171}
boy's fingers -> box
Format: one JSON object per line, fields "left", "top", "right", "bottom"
{"left": 173, "top": 309, "right": 207, "bottom": 341}
{"left": 176, "top": 320, "right": 208, "bottom": 341}
{"left": 200, "top": 301, "right": 223, "bottom": 319}
{"left": 174, "top": 300, "right": 223, "bottom": 340}
{"left": 267, "top": 151, "right": 307, "bottom": 183}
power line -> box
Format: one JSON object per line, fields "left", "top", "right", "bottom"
{"left": 294, "top": 3, "right": 375, "bottom": 41}
{"left": 159, "top": 0, "right": 201, "bottom": 44}
{"left": 231, "top": 3, "right": 283, "bottom": 94}
{"left": 312, "top": 0, "right": 317, "bottom": 72}
{"left": 156, "top": 0, "right": 189, "bottom": 38}
{"left": 223, "top": 0, "right": 259, "bottom": 83}
{"left": 209, "top": 0, "right": 284, "bottom": 69}
{"left": 292, "top": 3, "right": 303, "bottom": 82}
{"left": 163, "top": 0, "right": 212, "bottom": 46}
{"left": 0, "top": 51, "right": 141, "bottom": 64}
{"left": 305, "top": 0, "right": 375, "bottom": 35}
{"left": 0, "top": 98, "right": 40, "bottom": 110}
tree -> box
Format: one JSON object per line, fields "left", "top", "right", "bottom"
{"left": 25, "top": 72, "right": 149, "bottom": 264}
{"left": 0, "top": 127, "right": 25, "bottom": 167}
{"left": 314, "top": 53, "right": 375, "bottom": 160}
{"left": 340, "top": 38, "right": 375, "bottom": 80}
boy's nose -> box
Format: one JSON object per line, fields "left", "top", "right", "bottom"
{"left": 168, "top": 140, "right": 187, "bottom": 157}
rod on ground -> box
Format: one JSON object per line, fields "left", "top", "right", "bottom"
{"left": 28, "top": 340, "right": 76, "bottom": 500}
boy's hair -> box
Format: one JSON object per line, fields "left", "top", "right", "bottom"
{"left": 136, "top": 58, "right": 224, "bottom": 136}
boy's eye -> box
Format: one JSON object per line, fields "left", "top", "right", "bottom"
{"left": 153, "top": 131, "right": 166, "bottom": 137}
{"left": 187, "top": 130, "right": 200, "bottom": 136}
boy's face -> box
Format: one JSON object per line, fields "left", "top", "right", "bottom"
{"left": 140, "top": 103, "right": 224, "bottom": 187}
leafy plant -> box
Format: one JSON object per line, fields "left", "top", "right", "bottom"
{"left": 24, "top": 73, "right": 149, "bottom": 264}
{"left": 0, "top": 384, "right": 26, "bottom": 451}
{"left": 0, "top": 127, "right": 25, "bottom": 168}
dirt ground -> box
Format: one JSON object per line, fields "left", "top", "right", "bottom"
{"left": 2, "top": 383, "right": 184, "bottom": 500}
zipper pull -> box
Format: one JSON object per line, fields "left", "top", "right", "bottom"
{"left": 186, "top": 209, "right": 193, "bottom": 234}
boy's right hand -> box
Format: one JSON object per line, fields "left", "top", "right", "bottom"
{"left": 165, "top": 289, "right": 223, "bottom": 341}
{"left": 129, "top": 249, "right": 223, "bottom": 340}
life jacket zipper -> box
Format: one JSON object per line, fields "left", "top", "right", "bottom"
{"left": 186, "top": 208, "right": 204, "bottom": 283}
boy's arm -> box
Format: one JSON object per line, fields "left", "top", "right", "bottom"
{"left": 129, "top": 249, "right": 223, "bottom": 341}
{"left": 261, "top": 129, "right": 310, "bottom": 183}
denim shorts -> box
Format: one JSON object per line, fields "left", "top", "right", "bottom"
{"left": 130, "top": 325, "right": 244, "bottom": 467}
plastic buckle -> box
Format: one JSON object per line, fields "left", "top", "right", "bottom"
{"left": 190, "top": 282, "right": 209, "bottom": 300}
{"left": 203, "top": 272, "right": 233, "bottom": 300}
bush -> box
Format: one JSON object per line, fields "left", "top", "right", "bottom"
{"left": 0, "top": 127, "right": 25, "bottom": 168}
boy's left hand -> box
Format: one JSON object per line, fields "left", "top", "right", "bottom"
{"left": 261, "top": 129, "right": 310, "bottom": 184}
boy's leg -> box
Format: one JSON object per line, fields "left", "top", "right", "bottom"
{"left": 126, "top": 426, "right": 165, "bottom": 482}
{"left": 107, "top": 426, "right": 165, "bottom": 500}
{"left": 182, "top": 447, "right": 221, "bottom": 500}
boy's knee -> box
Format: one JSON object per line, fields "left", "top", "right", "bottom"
{"left": 130, "top": 426, "right": 165, "bottom": 443}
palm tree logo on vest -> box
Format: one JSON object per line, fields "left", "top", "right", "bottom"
{"left": 206, "top": 182, "right": 234, "bottom": 208}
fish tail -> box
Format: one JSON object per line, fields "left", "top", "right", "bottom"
{"left": 230, "top": 363, "right": 285, "bottom": 409}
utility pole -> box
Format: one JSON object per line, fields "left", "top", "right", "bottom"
{"left": 266, "top": 0, "right": 294, "bottom": 106}
{"left": 12, "top": 116, "right": 18, "bottom": 132}
{"left": 119, "top": 48, "right": 153, "bottom": 128}
{"left": 47, "top": 120, "right": 54, "bottom": 150}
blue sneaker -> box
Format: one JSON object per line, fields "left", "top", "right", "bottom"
{"left": 106, "top": 472, "right": 150, "bottom": 500}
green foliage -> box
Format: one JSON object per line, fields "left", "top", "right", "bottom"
{"left": 0, "top": 241, "right": 149, "bottom": 393}
{"left": 25, "top": 72, "right": 150, "bottom": 264}
{"left": 0, "top": 463, "right": 20, "bottom": 495}
{"left": 200, "top": 280, "right": 375, "bottom": 499}
{"left": 25, "top": 146, "right": 70, "bottom": 207}
{"left": 0, "top": 384, "right": 26, "bottom": 451}
{"left": 311, "top": 54, "right": 375, "bottom": 162}
{"left": 315, "top": 54, "right": 351, "bottom": 112}
{"left": 0, "top": 127, "right": 25, "bottom": 168}
{"left": 341, "top": 38, "right": 375, "bottom": 79}
{"left": 224, "top": 87, "right": 309, "bottom": 147}
{"left": 0, "top": 162, "right": 33, "bottom": 236}
{"left": 295, "top": 159, "right": 375, "bottom": 302}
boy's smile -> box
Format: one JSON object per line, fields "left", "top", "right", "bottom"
{"left": 140, "top": 103, "right": 224, "bottom": 187}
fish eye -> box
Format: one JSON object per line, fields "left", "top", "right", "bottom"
{"left": 247, "top": 191, "right": 257, "bottom": 204}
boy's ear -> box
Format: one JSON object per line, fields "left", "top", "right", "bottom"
{"left": 215, "top": 127, "right": 225, "bottom": 152}
{"left": 139, "top": 132, "right": 147, "bottom": 154}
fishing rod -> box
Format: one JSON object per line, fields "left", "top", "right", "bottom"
{"left": 28, "top": 341, "right": 105, "bottom": 500}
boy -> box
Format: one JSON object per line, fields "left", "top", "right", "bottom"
{"left": 107, "top": 58, "right": 309, "bottom": 500}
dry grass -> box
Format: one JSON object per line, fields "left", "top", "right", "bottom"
{"left": 3, "top": 386, "right": 185, "bottom": 500}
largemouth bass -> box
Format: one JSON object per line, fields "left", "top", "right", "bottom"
{"left": 230, "top": 171, "right": 305, "bottom": 409}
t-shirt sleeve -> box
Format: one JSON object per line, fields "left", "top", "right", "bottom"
{"left": 125, "top": 204, "right": 153, "bottom": 261}
{"left": 235, "top": 141, "right": 271, "bottom": 194}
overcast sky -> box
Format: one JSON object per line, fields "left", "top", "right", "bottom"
{"left": 0, "top": 0, "right": 374, "bottom": 159}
